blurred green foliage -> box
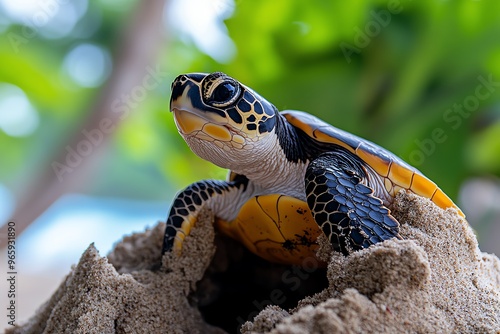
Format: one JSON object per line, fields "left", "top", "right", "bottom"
{"left": 1, "top": 0, "right": 499, "bottom": 206}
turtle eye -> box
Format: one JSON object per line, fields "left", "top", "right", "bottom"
{"left": 213, "top": 82, "right": 236, "bottom": 102}
{"left": 202, "top": 72, "right": 242, "bottom": 108}
{"left": 209, "top": 80, "right": 240, "bottom": 107}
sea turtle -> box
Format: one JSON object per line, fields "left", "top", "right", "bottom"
{"left": 162, "top": 72, "right": 464, "bottom": 265}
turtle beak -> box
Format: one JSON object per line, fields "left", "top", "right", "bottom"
{"left": 171, "top": 83, "right": 207, "bottom": 135}
{"left": 173, "top": 108, "right": 211, "bottom": 135}
{"left": 170, "top": 76, "right": 230, "bottom": 140}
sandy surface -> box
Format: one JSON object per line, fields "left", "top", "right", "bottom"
{"left": 5, "top": 210, "right": 223, "bottom": 334}
{"left": 5, "top": 192, "right": 500, "bottom": 333}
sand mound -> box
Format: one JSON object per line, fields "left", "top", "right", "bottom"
{"left": 5, "top": 211, "right": 224, "bottom": 334}
{"left": 6, "top": 192, "right": 500, "bottom": 334}
{"left": 243, "top": 192, "right": 500, "bottom": 333}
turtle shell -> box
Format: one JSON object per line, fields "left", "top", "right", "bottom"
{"left": 282, "top": 110, "right": 464, "bottom": 218}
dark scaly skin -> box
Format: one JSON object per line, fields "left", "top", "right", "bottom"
{"left": 305, "top": 151, "right": 401, "bottom": 256}
{"left": 162, "top": 178, "right": 248, "bottom": 254}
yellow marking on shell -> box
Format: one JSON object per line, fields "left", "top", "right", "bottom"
{"left": 215, "top": 195, "right": 325, "bottom": 266}
{"left": 431, "top": 189, "right": 465, "bottom": 217}
{"left": 203, "top": 123, "right": 232, "bottom": 141}
{"left": 407, "top": 175, "right": 465, "bottom": 217}
{"left": 313, "top": 129, "right": 355, "bottom": 154}
{"left": 431, "top": 189, "right": 450, "bottom": 208}
{"left": 283, "top": 112, "right": 355, "bottom": 154}
{"left": 173, "top": 109, "right": 207, "bottom": 134}
{"left": 283, "top": 111, "right": 466, "bottom": 219}
{"left": 388, "top": 163, "right": 414, "bottom": 189}
{"left": 409, "top": 173, "right": 437, "bottom": 199}
{"left": 356, "top": 147, "right": 390, "bottom": 177}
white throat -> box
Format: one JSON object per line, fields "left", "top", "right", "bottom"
{"left": 183, "top": 130, "right": 308, "bottom": 200}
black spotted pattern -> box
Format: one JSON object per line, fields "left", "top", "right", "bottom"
{"left": 227, "top": 108, "right": 243, "bottom": 124}
{"left": 162, "top": 177, "right": 249, "bottom": 254}
{"left": 237, "top": 99, "right": 252, "bottom": 112}
{"left": 254, "top": 102, "right": 263, "bottom": 114}
{"left": 305, "top": 151, "right": 400, "bottom": 256}
{"left": 243, "top": 91, "right": 255, "bottom": 103}
{"left": 233, "top": 90, "right": 264, "bottom": 132}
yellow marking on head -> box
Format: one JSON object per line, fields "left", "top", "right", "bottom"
{"left": 203, "top": 123, "right": 232, "bottom": 141}
{"left": 409, "top": 173, "right": 437, "bottom": 199}
{"left": 173, "top": 109, "right": 207, "bottom": 135}
{"left": 356, "top": 148, "right": 390, "bottom": 177}
{"left": 388, "top": 163, "right": 414, "bottom": 189}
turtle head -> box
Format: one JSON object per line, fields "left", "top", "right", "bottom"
{"left": 170, "top": 72, "right": 279, "bottom": 169}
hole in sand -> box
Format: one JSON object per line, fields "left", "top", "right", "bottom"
{"left": 196, "top": 235, "right": 328, "bottom": 333}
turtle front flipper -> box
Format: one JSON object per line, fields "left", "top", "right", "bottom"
{"left": 162, "top": 178, "right": 250, "bottom": 255}
{"left": 305, "top": 151, "right": 401, "bottom": 256}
